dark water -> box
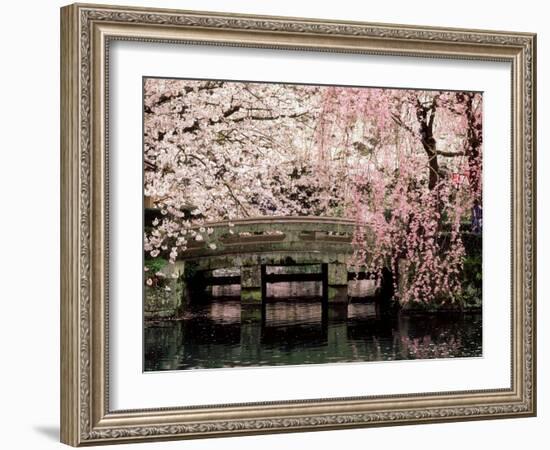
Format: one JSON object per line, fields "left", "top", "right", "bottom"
{"left": 144, "top": 299, "right": 482, "bottom": 371}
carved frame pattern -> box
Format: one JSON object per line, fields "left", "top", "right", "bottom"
{"left": 60, "top": 3, "right": 536, "bottom": 446}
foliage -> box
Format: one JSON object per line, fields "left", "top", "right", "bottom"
{"left": 458, "top": 254, "right": 483, "bottom": 308}
{"left": 144, "top": 257, "right": 169, "bottom": 288}
{"left": 145, "top": 257, "right": 167, "bottom": 273}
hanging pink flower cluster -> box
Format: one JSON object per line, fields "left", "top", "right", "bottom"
{"left": 316, "top": 87, "right": 482, "bottom": 304}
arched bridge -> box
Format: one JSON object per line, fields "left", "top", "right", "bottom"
{"left": 177, "top": 216, "right": 380, "bottom": 305}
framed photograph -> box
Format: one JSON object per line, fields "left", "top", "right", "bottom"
{"left": 60, "top": 3, "right": 536, "bottom": 446}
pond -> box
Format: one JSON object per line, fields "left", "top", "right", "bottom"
{"left": 144, "top": 298, "right": 482, "bottom": 371}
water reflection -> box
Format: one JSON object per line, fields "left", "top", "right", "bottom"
{"left": 144, "top": 299, "right": 482, "bottom": 371}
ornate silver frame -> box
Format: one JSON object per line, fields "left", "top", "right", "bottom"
{"left": 60, "top": 3, "right": 536, "bottom": 446}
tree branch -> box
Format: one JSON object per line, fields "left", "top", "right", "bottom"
{"left": 391, "top": 113, "right": 416, "bottom": 136}
{"left": 436, "top": 150, "right": 466, "bottom": 157}
{"left": 427, "top": 96, "right": 438, "bottom": 130}
{"left": 230, "top": 111, "right": 308, "bottom": 123}
{"left": 223, "top": 182, "right": 250, "bottom": 217}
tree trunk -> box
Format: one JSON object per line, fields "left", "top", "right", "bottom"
{"left": 415, "top": 98, "right": 439, "bottom": 191}
{"left": 424, "top": 142, "right": 439, "bottom": 191}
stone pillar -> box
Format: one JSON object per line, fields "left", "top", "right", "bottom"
{"left": 327, "top": 262, "right": 348, "bottom": 304}
{"left": 326, "top": 304, "right": 348, "bottom": 321}
{"left": 241, "top": 265, "right": 263, "bottom": 304}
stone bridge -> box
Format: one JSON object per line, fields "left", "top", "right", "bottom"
{"left": 177, "top": 216, "right": 384, "bottom": 305}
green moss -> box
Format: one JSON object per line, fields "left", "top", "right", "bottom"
{"left": 144, "top": 257, "right": 167, "bottom": 274}
{"left": 241, "top": 288, "right": 262, "bottom": 304}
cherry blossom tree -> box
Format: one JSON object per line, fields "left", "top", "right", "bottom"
{"left": 143, "top": 78, "right": 482, "bottom": 305}
{"left": 314, "top": 86, "right": 482, "bottom": 303}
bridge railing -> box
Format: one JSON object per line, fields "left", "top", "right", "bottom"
{"left": 180, "top": 216, "right": 365, "bottom": 260}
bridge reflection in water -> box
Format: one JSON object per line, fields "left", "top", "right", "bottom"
{"left": 144, "top": 298, "right": 482, "bottom": 371}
